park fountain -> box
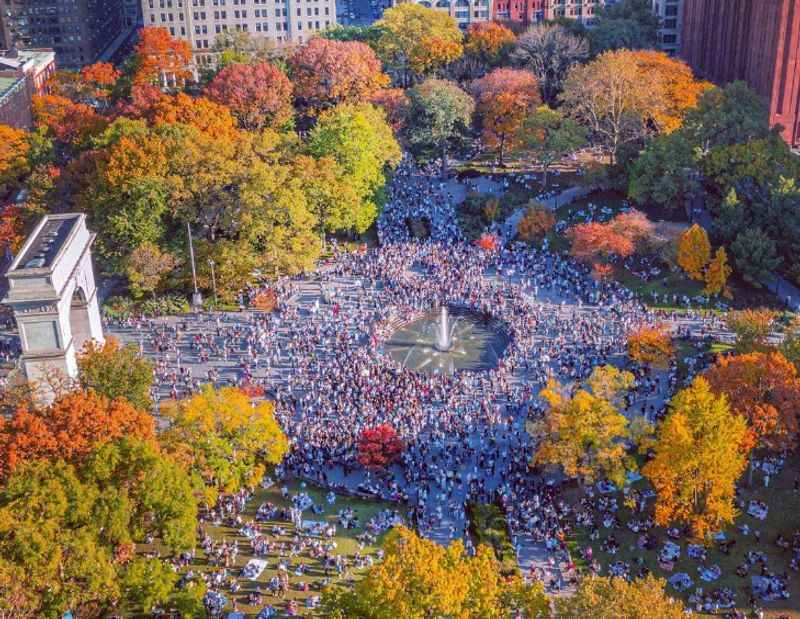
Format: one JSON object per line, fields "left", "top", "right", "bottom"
{"left": 385, "top": 306, "right": 509, "bottom": 375}
{"left": 435, "top": 306, "right": 452, "bottom": 352}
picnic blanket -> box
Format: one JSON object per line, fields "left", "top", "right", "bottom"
{"left": 242, "top": 559, "right": 268, "bottom": 581}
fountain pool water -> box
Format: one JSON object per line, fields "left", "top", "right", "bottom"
{"left": 384, "top": 306, "right": 509, "bottom": 375}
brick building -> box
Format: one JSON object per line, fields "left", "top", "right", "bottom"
{"left": 0, "top": 48, "right": 55, "bottom": 129}
{"left": 492, "top": 0, "right": 606, "bottom": 29}
{"left": 681, "top": 0, "right": 800, "bottom": 147}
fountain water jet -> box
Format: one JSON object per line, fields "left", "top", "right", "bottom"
{"left": 435, "top": 306, "right": 452, "bottom": 351}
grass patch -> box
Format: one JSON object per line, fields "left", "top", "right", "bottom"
{"left": 566, "top": 452, "right": 800, "bottom": 618}
{"left": 466, "top": 502, "right": 518, "bottom": 577}
{"left": 137, "top": 479, "right": 400, "bottom": 617}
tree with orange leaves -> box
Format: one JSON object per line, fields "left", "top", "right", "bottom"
{"left": 516, "top": 203, "right": 555, "bottom": 243}
{"left": 32, "top": 94, "right": 108, "bottom": 148}
{"left": 628, "top": 50, "right": 712, "bottom": 134}
{"left": 471, "top": 68, "right": 540, "bottom": 165}
{"left": 627, "top": 325, "right": 675, "bottom": 369}
{"left": 205, "top": 61, "right": 293, "bottom": 130}
{"left": 704, "top": 351, "right": 800, "bottom": 451}
{"left": 132, "top": 26, "right": 192, "bottom": 87}
{"left": 566, "top": 222, "right": 635, "bottom": 264}
{"left": 476, "top": 232, "right": 499, "bottom": 252}
{"left": 80, "top": 62, "right": 121, "bottom": 106}
{"left": 464, "top": 22, "right": 516, "bottom": 66}
{"left": 289, "top": 38, "right": 389, "bottom": 114}
{"left": 149, "top": 92, "right": 238, "bottom": 138}
{"left": 0, "top": 124, "right": 30, "bottom": 192}
{"left": 0, "top": 390, "right": 155, "bottom": 477}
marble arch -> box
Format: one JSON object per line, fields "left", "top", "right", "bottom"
{"left": 2, "top": 213, "right": 104, "bottom": 399}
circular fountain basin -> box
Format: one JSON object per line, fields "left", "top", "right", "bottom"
{"left": 384, "top": 307, "right": 509, "bottom": 375}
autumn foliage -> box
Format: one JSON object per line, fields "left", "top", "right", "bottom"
{"left": 251, "top": 289, "right": 278, "bottom": 312}
{"left": 0, "top": 124, "right": 31, "bottom": 190}
{"left": 627, "top": 325, "right": 675, "bottom": 369}
{"left": 464, "top": 22, "right": 516, "bottom": 65}
{"left": 205, "top": 61, "right": 293, "bottom": 130}
{"left": 566, "top": 210, "right": 653, "bottom": 265}
{"left": 289, "top": 38, "right": 389, "bottom": 113}
{"left": 132, "top": 26, "right": 192, "bottom": 86}
{"left": 32, "top": 94, "right": 108, "bottom": 146}
{"left": 725, "top": 308, "right": 777, "bottom": 354}
{"left": 704, "top": 351, "right": 800, "bottom": 450}
{"left": 643, "top": 377, "right": 749, "bottom": 539}
{"left": 516, "top": 204, "right": 555, "bottom": 242}
{"left": 368, "top": 88, "right": 410, "bottom": 132}
{"left": 471, "top": 68, "right": 540, "bottom": 164}
{"left": 475, "top": 232, "right": 500, "bottom": 252}
{"left": 357, "top": 424, "right": 404, "bottom": 469}
{"left": 676, "top": 223, "right": 711, "bottom": 280}
{"left": 0, "top": 390, "right": 156, "bottom": 477}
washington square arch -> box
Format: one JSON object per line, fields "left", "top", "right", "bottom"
{"left": 2, "top": 213, "right": 104, "bottom": 400}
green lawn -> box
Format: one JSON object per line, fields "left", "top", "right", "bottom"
{"left": 138, "top": 480, "right": 400, "bottom": 618}
{"left": 566, "top": 452, "right": 800, "bottom": 618}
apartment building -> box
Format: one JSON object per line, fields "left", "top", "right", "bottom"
{"left": 0, "top": 0, "right": 126, "bottom": 69}
{"left": 0, "top": 47, "right": 55, "bottom": 128}
{"left": 681, "top": 0, "right": 800, "bottom": 147}
{"left": 492, "top": 0, "right": 605, "bottom": 30}
{"left": 404, "top": 0, "right": 490, "bottom": 30}
{"left": 651, "top": 0, "right": 681, "bottom": 54}
{"left": 141, "top": 0, "right": 336, "bottom": 57}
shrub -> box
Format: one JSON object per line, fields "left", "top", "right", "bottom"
{"left": 516, "top": 203, "right": 555, "bottom": 242}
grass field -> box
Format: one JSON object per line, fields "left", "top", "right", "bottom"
{"left": 138, "top": 480, "right": 400, "bottom": 618}
{"left": 567, "top": 452, "right": 800, "bottom": 618}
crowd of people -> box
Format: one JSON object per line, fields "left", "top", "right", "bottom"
{"left": 105, "top": 159, "right": 798, "bottom": 614}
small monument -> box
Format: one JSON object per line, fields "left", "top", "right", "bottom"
{"left": 2, "top": 214, "right": 104, "bottom": 400}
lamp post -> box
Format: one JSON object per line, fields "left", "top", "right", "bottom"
{"left": 208, "top": 258, "right": 218, "bottom": 304}
{"left": 186, "top": 222, "right": 202, "bottom": 309}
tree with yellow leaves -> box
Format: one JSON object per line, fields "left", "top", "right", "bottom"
{"left": 535, "top": 365, "right": 634, "bottom": 487}
{"left": 626, "top": 325, "right": 675, "bottom": 369}
{"left": 160, "top": 385, "right": 288, "bottom": 505}
{"left": 703, "top": 246, "right": 732, "bottom": 298}
{"left": 322, "top": 526, "right": 548, "bottom": 619}
{"left": 556, "top": 575, "right": 686, "bottom": 619}
{"left": 676, "top": 223, "right": 711, "bottom": 280}
{"left": 374, "top": 3, "right": 463, "bottom": 83}
{"left": 642, "top": 377, "right": 749, "bottom": 540}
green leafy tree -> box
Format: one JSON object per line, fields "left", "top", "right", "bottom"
{"left": 517, "top": 105, "right": 587, "bottom": 187}
{"left": 589, "top": 0, "right": 661, "bottom": 54}
{"left": 406, "top": 78, "right": 474, "bottom": 177}
{"left": 307, "top": 103, "right": 401, "bottom": 231}
{"left": 78, "top": 337, "right": 155, "bottom": 411}
{"left": 730, "top": 228, "right": 782, "bottom": 288}
{"left": 628, "top": 131, "right": 698, "bottom": 213}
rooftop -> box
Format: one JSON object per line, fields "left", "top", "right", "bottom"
{"left": 0, "top": 48, "right": 55, "bottom": 74}
{"left": 0, "top": 75, "right": 26, "bottom": 103}
{"left": 12, "top": 215, "right": 80, "bottom": 272}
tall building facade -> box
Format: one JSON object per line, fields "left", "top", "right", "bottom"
{"left": 492, "top": 0, "right": 605, "bottom": 30}
{"left": 0, "top": 0, "right": 127, "bottom": 69}
{"left": 405, "top": 0, "right": 491, "bottom": 30}
{"left": 681, "top": 0, "right": 800, "bottom": 147}
{"left": 651, "top": 0, "right": 682, "bottom": 55}
{"left": 141, "top": 0, "right": 337, "bottom": 57}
